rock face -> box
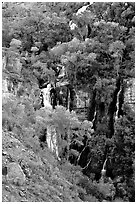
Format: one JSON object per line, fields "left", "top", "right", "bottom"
{"left": 7, "top": 162, "right": 26, "bottom": 185}
{"left": 124, "top": 78, "right": 135, "bottom": 111}
{"left": 2, "top": 39, "right": 23, "bottom": 96}
{"left": 2, "top": 79, "right": 8, "bottom": 93}
{"left": 4, "top": 39, "right": 22, "bottom": 74}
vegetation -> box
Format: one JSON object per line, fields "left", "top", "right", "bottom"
{"left": 2, "top": 2, "right": 135, "bottom": 202}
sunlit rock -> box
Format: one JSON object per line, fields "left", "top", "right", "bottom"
{"left": 7, "top": 162, "right": 26, "bottom": 185}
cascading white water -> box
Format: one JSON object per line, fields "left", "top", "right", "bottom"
{"left": 101, "top": 158, "right": 107, "bottom": 177}
{"left": 58, "top": 65, "right": 66, "bottom": 78}
{"left": 41, "top": 84, "right": 52, "bottom": 109}
{"left": 41, "top": 83, "right": 60, "bottom": 160}
{"left": 115, "top": 87, "right": 122, "bottom": 120}
{"left": 92, "top": 108, "right": 96, "bottom": 125}
{"left": 76, "top": 2, "right": 93, "bottom": 15}
{"left": 46, "top": 125, "right": 60, "bottom": 160}
{"left": 69, "top": 20, "right": 78, "bottom": 30}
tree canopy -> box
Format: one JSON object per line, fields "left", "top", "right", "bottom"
{"left": 2, "top": 2, "right": 135, "bottom": 202}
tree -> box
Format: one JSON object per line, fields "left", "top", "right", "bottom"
{"left": 2, "top": 2, "right": 72, "bottom": 49}
{"left": 2, "top": 2, "right": 135, "bottom": 201}
{"left": 51, "top": 3, "right": 135, "bottom": 199}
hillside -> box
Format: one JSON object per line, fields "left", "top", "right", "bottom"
{"left": 2, "top": 130, "right": 83, "bottom": 202}
{"left": 2, "top": 2, "right": 135, "bottom": 202}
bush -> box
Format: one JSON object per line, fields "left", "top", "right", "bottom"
{"left": 108, "top": 104, "right": 135, "bottom": 201}
{"left": 2, "top": 94, "right": 39, "bottom": 150}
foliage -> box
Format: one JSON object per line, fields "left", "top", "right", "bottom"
{"left": 2, "top": 94, "right": 40, "bottom": 152}
{"left": 77, "top": 176, "right": 116, "bottom": 201}
{"left": 108, "top": 104, "right": 135, "bottom": 201}
{"left": 2, "top": 2, "right": 135, "bottom": 202}
{"left": 35, "top": 105, "right": 94, "bottom": 160}
{"left": 2, "top": 2, "right": 72, "bottom": 49}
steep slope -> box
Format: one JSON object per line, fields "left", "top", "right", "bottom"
{"left": 2, "top": 130, "right": 82, "bottom": 202}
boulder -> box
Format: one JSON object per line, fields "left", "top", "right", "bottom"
{"left": 50, "top": 43, "right": 68, "bottom": 57}
{"left": 35, "top": 41, "right": 42, "bottom": 48}
{"left": 31, "top": 46, "right": 39, "bottom": 52}
{"left": 7, "top": 162, "right": 26, "bottom": 185}
{"left": 10, "top": 38, "right": 22, "bottom": 49}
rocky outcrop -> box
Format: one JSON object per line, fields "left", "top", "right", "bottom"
{"left": 2, "top": 39, "right": 23, "bottom": 96}
{"left": 6, "top": 162, "right": 26, "bottom": 185}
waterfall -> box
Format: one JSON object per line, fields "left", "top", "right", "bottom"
{"left": 69, "top": 20, "right": 77, "bottom": 30}
{"left": 115, "top": 86, "right": 122, "bottom": 120}
{"left": 76, "top": 2, "right": 93, "bottom": 16}
{"left": 92, "top": 108, "right": 96, "bottom": 124}
{"left": 41, "top": 84, "right": 52, "bottom": 109}
{"left": 58, "top": 65, "right": 65, "bottom": 78}
{"left": 41, "top": 83, "right": 60, "bottom": 160}
{"left": 46, "top": 125, "right": 60, "bottom": 160}
{"left": 67, "top": 89, "right": 70, "bottom": 110}
{"left": 101, "top": 158, "right": 107, "bottom": 177}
